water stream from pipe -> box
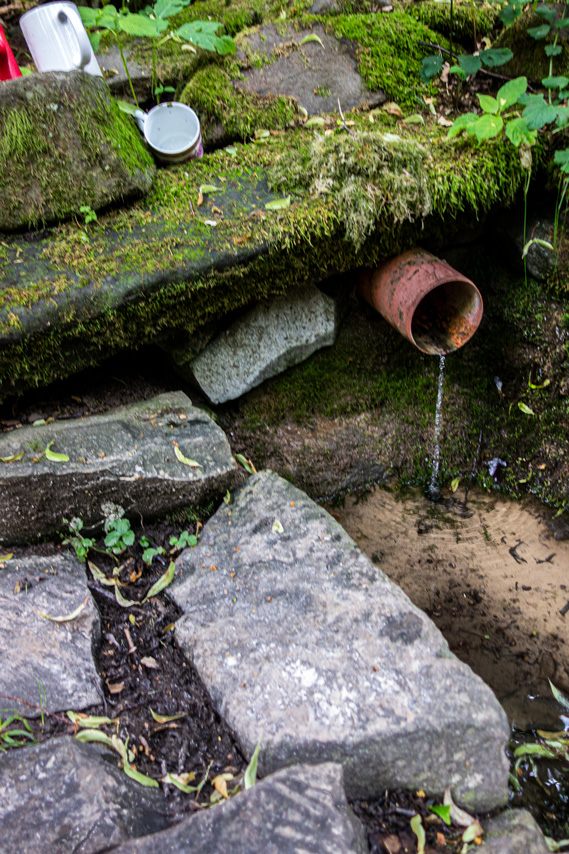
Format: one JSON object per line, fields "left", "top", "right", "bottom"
{"left": 429, "top": 354, "right": 445, "bottom": 499}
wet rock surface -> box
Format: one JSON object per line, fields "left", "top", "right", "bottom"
{"left": 112, "top": 763, "right": 369, "bottom": 854}
{"left": 0, "top": 552, "right": 100, "bottom": 716}
{"left": 0, "top": 737, "right": 169, "bottom": 854}
{"left": 480, "top": 809, "right": 551, "bottom": 854}
{"left": 184, "top": 284, "right": 339, "bottom": 403}
{"left": 0, "top": 391, "right": 238, "bottom": 544}
{"left": 171, "top": 470, "right": 511, "bottom": 811}
{"left": 235, "top": 23, "right": 386, "bottom": 116}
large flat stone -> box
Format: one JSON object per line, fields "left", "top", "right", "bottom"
{"left": 0, "top": 737, "right": 169, "bottom": 853}
{"left": 112, "top": 763, "right": 368, "bottom": 854}
{"left": 480, "top": 810, "right": 550, "bottom": 854}
{"left": 171, "top": 470, "right": 511, "bottom": 811}
{"left": 0, "top": 391, "right": 238, "bottom": 544}
{"left": 0, "top": 553, "right": 100, "bottom": 715}
{"left": 185, "top": 284, "right": 338, "bottom": 403}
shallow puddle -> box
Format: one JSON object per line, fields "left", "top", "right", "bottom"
{"left": 330, "top": 486, "right": 569, "bottom": 724}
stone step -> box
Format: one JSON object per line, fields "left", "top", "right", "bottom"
{"left": 170, "top": 470, "right": 511, "bottom": 812}
{"left": 0, "top": 391, "right": 238, "bottom": 544}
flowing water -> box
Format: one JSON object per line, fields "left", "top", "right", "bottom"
{"left": 428, "top": 354, "right": 445, "bottom": 498}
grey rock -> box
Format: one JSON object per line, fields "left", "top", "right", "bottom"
{"left": 505, "top": 215, "right": 557, "bottom": 281}
{"left": 98, "top": 46, "right": 152, "bottom": 102}
{"left": 186, "top": 285, "right": 338, "bottom": 404}
{"left": 0, "top": 71, "right": 155, "bottom": 231}
{"left": 0, "top": 553, "right": 100, "bottom": 715}
{"left": 479, "top": 809, "right": 550, "bottom": 853}
{"left": 0, "top": 392, "right": 238, "bottom": 544}
{"left": 235, "top": 24, "right": 386, "bottom": 115}
{"left": 0, "top": 737, "right": 169, "bottom": 854}
{"left": 112, "top": 763, "right": 368, "bottom": 854}
{"left": 171, "top": 470, "right": 511, "bottom": 811}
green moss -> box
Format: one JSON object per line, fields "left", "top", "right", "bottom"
{"left": 403, "top": 0, "right": 497, "bottom": 47}
{"left": 495, "top": 9, "right": 569, "bottom": 83}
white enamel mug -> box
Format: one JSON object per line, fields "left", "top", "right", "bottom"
{"left": 133, "top": 102, "right": 203, "bottom": 164}
{"left": 20, "top": 1, "right": 102, "bottom": 76}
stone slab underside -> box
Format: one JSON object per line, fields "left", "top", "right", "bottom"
{"left": 171, "top": 471, "right": 511, "bottom": 811}
{"left": 0, "top": 553, "right": 101, "bottom": 715}
{"left": 0, "top": 391, "right": 237, "bottom": 544}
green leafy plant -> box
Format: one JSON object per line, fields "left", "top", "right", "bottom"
{"left": 79, "top": 205, "right": 97, "bottom": 226}
{"left": 62, "top": 517, "right": 96, "bottom": 562}
{"left": 103, "top": 506, "right": 135, "bottom": 555}
{"left": 169, "top": 530, "right": 197, "bottom": 550}
{"left": 0, "top": 710, "right": 36, "bottom": 752}
{"left": 79, "top": 1, "right": 235, "bottom": 106}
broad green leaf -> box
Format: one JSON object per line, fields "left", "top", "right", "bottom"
{"left": 536, "top": 3, "right": 556, "bottom": 23}
{"left": 123, "top": 762, "right": 159, "bottom": 787}
{"left": 78, "top": 6, "right": 99, "bottom": 27}
{"left": 75, "top": 729, "right": 114, "bottom": 747}
{"left": 244, "top": 737, "right": 261, "bottom": 789}
{"left": 473, "top": 113, "right": 503, "bottom": 140}
{"left": 499, "top": 5, "right": 521, "bottom": 25}
{"left": 555, "top": 16, "right": 569, "bottom": 28}
{"left": 150, "top": 707, "right": 187, "bottom": 723}
{"left": 119, "top": 12, "right": 162, "bottom": 37}
{"left": 514, "top": 743, "right": 557, "bottom": 758}
{"left": 265, "top": 196, "right": 291, "bottom": 211}
{"left": 38, "top": 595, "right": 88, "bottom": 622}
{"left": 97, "top": 5, "right": 119, "bottom": 30}
{"left": 115, "top": 586, "right": 136, "bottom": 608}
{"left": 430, "top": 804, "right": 451, "bottom": 825}
{"left": 458, "top": 54, "right": 481, "bottom": 76}
{"left": 67, "top": 711, "right": 115, "bottom": 727}
{"left": 549, "top": 679, "right": 569, "bottom": 712}
{"left": 199, "top": 184, "right": 222, "bottom": 194}
{"left": 523, "top": 96, "right": 558, "bottom": 129}
{"left": 545, "top": 44, "right": 563, "bottom": 56}
{"left": 447, "top": 113, "right": 478, "bottom": 139}
{"left": 117, "top": 100, "right": 138, "bottom": 116}
{"left": 143, "top": 561, "right": 176, "bottom": 601}
{"left": 497, "top": 76, "right": 527, "bottom": 111}
{"left": 1, "top": 451, "right": 24, "bottom": 463}
{"left": 555, "top": 147, "right": 569, "bottom": 173}
{"left": 410, "top": 815, "right": 426, "bottom": 854}
{"left": 543, "top": 76, "right": 569, "bottom": 90}
{"left": 88, "top": 31, "right": 101, "bottom": 54}
{"left": 480, "top": 47, "right": 513, "bottom": 67}
{"left": 300, "top": 34, "right": 323, "bottom": 46}
{"left": 527, "top": 24, "right": 551, "bottom": 39}
{"left": 477, "top": 94, "right": 499, "bottom": 115}
{"left": 153, "top": 0, "right": 186, "bottom": 19}
{"left": 505, "top": 117, "right": 537, "bottom": 147}
{"left": 419, "top": 55, "right": 443, "bottom": 83}
{"left": 172, "top": 442, "right": 201, "bottom": 467}
{"left": 45, "top": 441, "right": 69, "bottom": 462}
{"left": 518, "top": 401, "right": 535, "bottom": 415}
{"left": 305, "top": 116, "right": 326, "bottom": 127}
{"left": 176, "top": 21, "right": 236, "bottom": 54}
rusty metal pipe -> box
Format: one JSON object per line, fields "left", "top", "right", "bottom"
{"left": 357, "top": 248, "right": 483, "bottom": 355}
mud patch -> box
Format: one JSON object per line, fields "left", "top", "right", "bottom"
{"left": 331, "top": 486, "right": 569, "bottom": 715}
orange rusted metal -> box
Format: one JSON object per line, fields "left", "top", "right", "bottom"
{"left": 356, "top": 248, "right": 483, "bottom": 355}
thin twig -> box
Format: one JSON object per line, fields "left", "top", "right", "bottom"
{"left": 337, "top": 99, "right": 356, "bottom": 137}
{"left": 0, "top": 693, "right": 70, "bottom": 724}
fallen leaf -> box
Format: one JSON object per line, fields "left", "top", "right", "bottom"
{"left": 244, "top": 737, "right": 261, "bottom": 789}
{"left": 305, "top": 116, "right": 326, "bottom": 127}
{"left": 197, "top": 189, "right": 203, "bottom": 206}
{"left": 382, "top": 101, "right": 404, "bottom": 117}
{"left": 172, "top": 441, "right": 202, "bottom": 467}
{"left": 443, "top": 788, "right": 476, "bottom": 827}
{"left": 1, "top": 451, "right": 24, "bottom": 463}
{"left": 143, "top": 560, "right": 176, "bottom": 601}
{"left": 150, "top": 708, "right": 187, "bottom": 723}
{"left": 45, "top": 440, "right": 70, "bottom": 462}
{"left": 114, "top": 586, "right": 136, "bottom": 608}
{"left": 38, "top": 595, "right": 89, "bottom": 622}
{"left": 265, "top": 196, "right": 290, "bottom": 211}
{"left": 300, "top": 33, "right": 324, "bottom": 46}
{"left": 75, "top": 729, "right": 114, "bottom": 747}
{"left": 204, "top": 219, "right": 218, "bottom": 227}
{"left": 199, "top": 184, "right": 222, "bottom": 194}
{"left": 67, "top": 711, "right": 115, "bottom": 728}
{"left": 107, "top": 681, "right": 125, "bottom": 694}
{"left": 410, "top": 814, "right": 426, "bottom": 854}
{"left": 88, "top": 560, "right": 117, "bottom": 587}
{"left": 212, "top": 773, "right": 234, "bottom": 799}
{"left": 0, "top": 553, "right": 13, "bottom": 566}
{"left": 272, "top": 519, "right": 284, "bottom": 534}
{"left": 140, "top": 656, "right": 159, "bottom": 669}
{"left": 437, "top": 115, "right": 453, "bottom": 127}
{"left": 518, "top": 401, "right": 535, "bottom": 416}
{"left": 462, "top": 820, "right": 484, "bottom": 842}
{"left": 234, "top": 453, "right": 257, "bottom": 474}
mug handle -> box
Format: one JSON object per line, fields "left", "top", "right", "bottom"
{"left": 133, "top": 109, "right": 147, "bottom": 136}
{"left": 59, "top": 6, "right": 92, "bottom": 69}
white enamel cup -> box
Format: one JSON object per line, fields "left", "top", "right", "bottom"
{"left": 20, "top": 1, "right": 102, "bottom": 76}
{"left": 133, "top": 102, "right": 203, "bottom": 164}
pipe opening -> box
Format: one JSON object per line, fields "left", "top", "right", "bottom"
{"left": 411, "top": 280, "right": 483, "bottom": 355}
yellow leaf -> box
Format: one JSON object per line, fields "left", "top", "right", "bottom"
{"left": 75, "top": 729, "right": 114, "bottom": 747}
{"left": 88, "top": 561, "right": 117, "bottom": 586}
{"left": 38, "top": 595, "right": 89, "bottom": 622}
{"left": 212, "top": 773, "right": 233, "bottom": 799}
{"left": 150, "top": 707, "right": 187, "bottom": 723}
{"left": 67, "top": 711, "right": 115, "bottom": 728}
{"left": 382, "top": 101, "right": 404, "bottom": 117}
{"left": 45, "top": 441, "right": 69, "bottom": 462}
{"left": 115, "top": 586, "right": 136, "bottom": 608}
{"left": 143, "top": 561, "right": 176, "bottom": 601}
{"left": 0, "top": 553, "right": 13, "bottom": 565}
{"left": 172, "top": 441, "right": 202, "bottom": 467}
{"left": 1, "top": 451, "right": 24, "bottom": 463}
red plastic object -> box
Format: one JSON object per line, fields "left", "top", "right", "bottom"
{"left": 0, "top": 24, "right": 22, "bottom": 80}
{"left": 357, "top": 247, "right": 483, "bottom": 355}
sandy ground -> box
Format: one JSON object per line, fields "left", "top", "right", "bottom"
{"left": 331, "top": 486, "right": 569, "bottom": 727}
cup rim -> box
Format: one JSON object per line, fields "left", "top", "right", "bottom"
{"left": 20, "top": 0, "right": 78, "bottom": 21}
{"left": 145, "top": 101, "right": 201, "bottom": 156}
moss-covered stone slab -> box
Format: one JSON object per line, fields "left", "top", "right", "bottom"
{"left": 0, "top": 115, "right": 531, "bottom": 401}
{"left": 0, "top": 391, "right": 238, "bottom": 544}
{"left": 0, "top": 72, "right": 155, "bottom": 231}
{"left": 495, "top": 8, "right": 569, "bottom": 83}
